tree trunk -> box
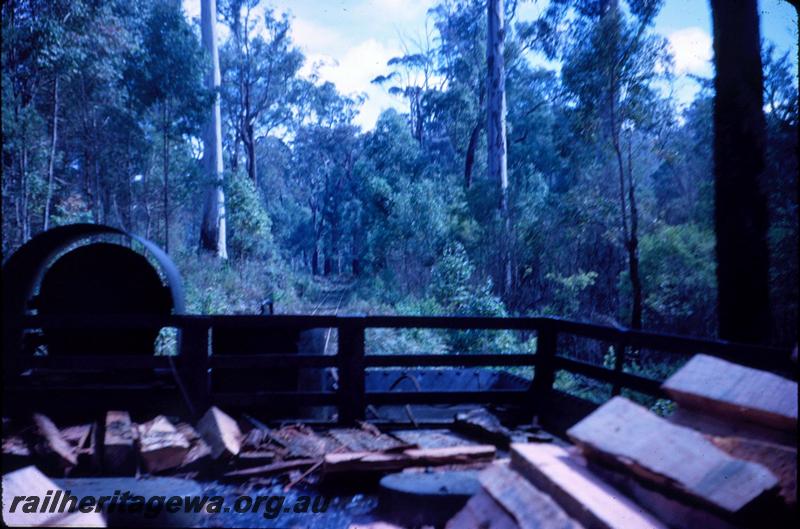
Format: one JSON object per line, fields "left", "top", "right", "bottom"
{"left": 312, "top": 246, "right": 319, "bottom": 276}
{"left": 606, "top": 0, "right": 642, "bottom": 330}
{"left": 487, "top": 0, "right": 512, "bottom": 295}
{"left": 43, "top": 76, "right": 59, "bottom": 232}
{"left": 710, "top": 0, "right": 770, "bottom": 343}
{"left": 243, "top": 120, "right": 257, "bottom": 186}
{"left": 199, "top": 0, "right": 228, "bottom": 259}
{"left": 626, "top": 133, "right": 642, "bottom": 329}
{"left": 19, "top": 139, "right": 29, "bottom": 243}
{"left": 464, "top": 120, "right": 482, "bottom": 189}
{"left": 163, "top": 102, "right": 170, "bottom": 253}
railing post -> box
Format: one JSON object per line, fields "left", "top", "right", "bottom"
{"left": 611, "top": 340, "right": 626, "bottom": 396}
{"left": 179, "top": 322, "right": 210, "bottom": 420}
{"left": 530, "top": 323, "right": 557, "bottom": 419}
{"left": 337, "top": 319, "right": 365, "bottom": 425}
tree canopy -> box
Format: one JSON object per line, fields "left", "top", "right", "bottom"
{"left": 2, "top": 0, "right": 797, "bottom": 350}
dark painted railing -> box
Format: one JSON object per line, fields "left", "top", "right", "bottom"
{"left": 13, "top": 314, "right": 796, "bottom": 424}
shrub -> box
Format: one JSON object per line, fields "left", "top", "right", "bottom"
{"left": 225, "top": 171, "right": 273, "bottom": 260}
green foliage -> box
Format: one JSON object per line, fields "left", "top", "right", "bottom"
{"left": 177, "top": 252, "right": 298, "bottom": 315}
{"left": 50, "top": 195, "right": 94, "bottom": 226}
{"left": 554, "top": 371, "right": 611, "bottom": 404}
{"left": 632, "top": 224, "right": 717, "bottom": 335}
{"left": 1, "top": 0, "right": 796, "bottom": 355}
{"left": 225, "top": 171, "right": 274, "bottom": 259}
{"left": 128, "top": 0, "right": 210, "bottom": 132}
{"left": 545, "top": 270, "right": 598, "bottom": 318}
{"left": 425, "top": 243, "right": 513, "bottom": 352}
{"left": 430, "top": 243, "right": 506, "bottom": 317}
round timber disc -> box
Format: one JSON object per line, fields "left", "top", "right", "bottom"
{"left": 379, "top": 469, "right": 481, "bottom": 527}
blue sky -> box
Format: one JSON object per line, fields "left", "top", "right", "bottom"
{"left": 185, "top": 0, "right": 798, "bottom": 130}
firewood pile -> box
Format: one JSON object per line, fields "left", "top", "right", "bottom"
{"left": 3, "top": 354, "right": 797, "bottom": 529}
{"left": 2, "top": 406, "right": 498, "bottom": 487}
{"left": 445, "top": 354, "right": 797, "bottom": 529}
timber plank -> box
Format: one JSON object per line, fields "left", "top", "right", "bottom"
{"left": 567, "top": 396, "right": 779, "bottom": 514}
{"left": 588, "top": 461, "right": 742, "bottom": 529}
{"left": 221, "top": 458, "right": 317, "bottom": 479}
{"left": 323, "top": 445, "right": 495, "bottom": 475}
{"left": 511, "top": 443, "right": 666, "bottom": 529}
{"left": 2, "top": 465, "right": 107, "bottom": 527}
{"left": 478, "top": 463, "right": 583, "bottom": 529}
{"left": 668, "top": 407, "right": 795, "bottom": 446}
{"left": 234, "top": 451, "right": 276, "bottom": 468}
{"left": 662, "top": 354, "right": 797, "bottom": 431}
{"left": 708, "top": 436, "right": 796, "bottom": 509}
{"left": 328, "top": 427, "right": 409, "bottom": 452}
{"left": 390, "top": 429, "right": 476, "bottom": 449}
{"left": 268, "top": 425, "right": 341, "bottom": 459}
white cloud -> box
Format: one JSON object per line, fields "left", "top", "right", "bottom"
{"left": 184, "top": 1, "right": 413, "bottom": 130}
{"left": 319, "top": 39, "right": 397, "bottom": 93}
{"left": 308, "top": 39, "right": 404, "bottom": 129}
{"left": 290, "top": 18, "right": 346, "bottom": 55}
{"left": 668, "top": 27, "right": 712, "bottom": 75}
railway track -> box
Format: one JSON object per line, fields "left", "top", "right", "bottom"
{"left": 304, "top": 281, "right": 349, "bottom": 354}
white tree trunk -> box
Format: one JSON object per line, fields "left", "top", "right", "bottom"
{"left": 199, "top": 0, "right": 228, "bottom": 259}
{"left": 487, "top": 0, "right": 511, "bottom": 294}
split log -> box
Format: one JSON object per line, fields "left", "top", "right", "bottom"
{"left": 137, "top": 416, "right": 189, "bottom": 473}
{"left": 30, "top": 414, "right": 77, "bottom": 472}
{"left": 668, "top": 407, "right": 795, "bottom": 446}
{"left": 102, "top": 411, "right": 136, "bottom": 475}
{"left": 445, "top": 488, "right": 520, "bottom": 529}
{"left": 588, "top": 461, "right": 742, "bottom": 529}
{"left": 2, "top": 465, "right": 106, "bottom": 527}
{"left": 567, "top": 396, "right": 779, "bottom": 515}
{"left": 447, "top": 463, "right": 583, "bottom": 529}
{"left": 708, "top": 436, "right": 796, "bottom": 509}
{"left": 323, "top": 445, "right": 495, "bottom": 475}
{"left": 480, "top": 464, "right": 584, "bottom": 529}
{"left": 662, "top": 354, "right": 797, "bottom": 431}
{"left": 511, "top": 443, "right": 666, "bottom": 529}
{"left": 175, "top": 423, "right": 212, "bottom": 471}
{"left": 454, "top": 407, "right": 513, "bottom": 446}
{"left": 196, "top": 406, "right": 242, "bottom": 459}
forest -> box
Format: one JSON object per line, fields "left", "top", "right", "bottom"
{"left": 2, "top": 0, "right": 798, "bottom": 353}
